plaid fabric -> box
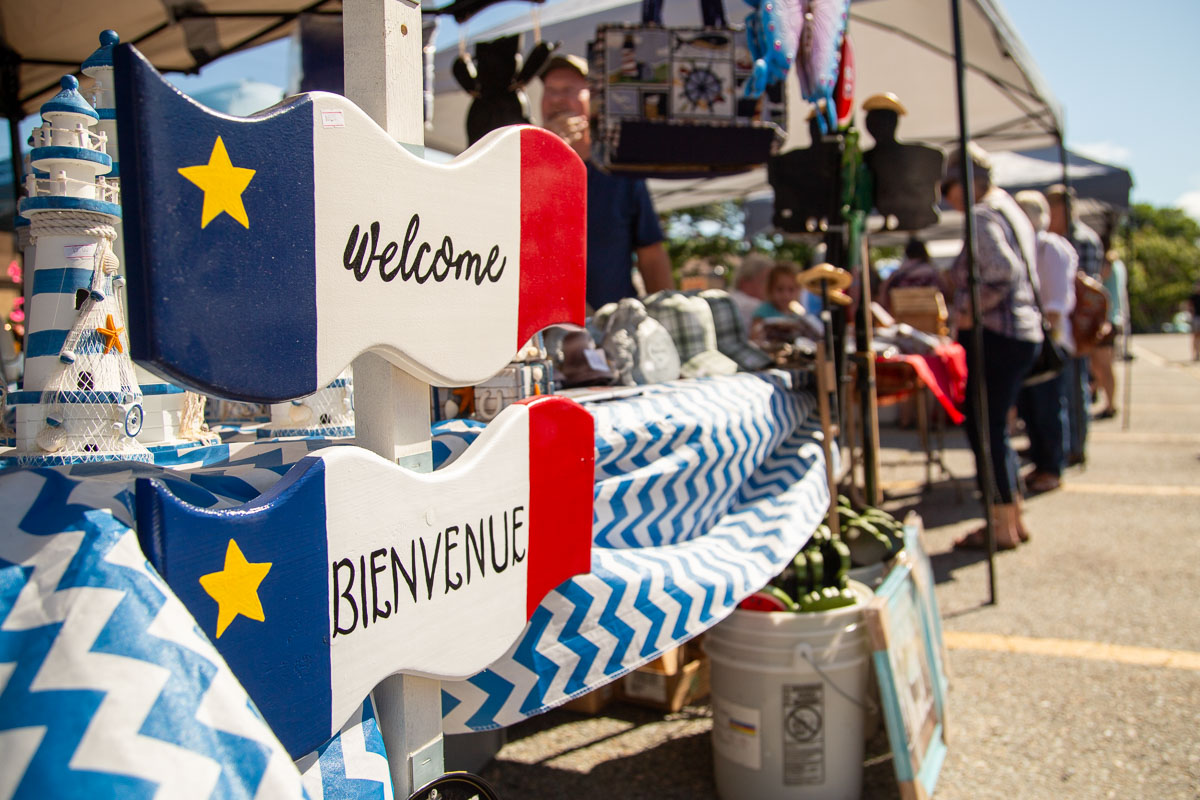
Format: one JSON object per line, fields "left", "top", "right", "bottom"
{"left": 645, "top": 291, "right": 738, "bottom": 377}
{"left": 698, "top": 289, "right": 772, "bottom": 371}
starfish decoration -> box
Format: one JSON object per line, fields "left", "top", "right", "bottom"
{"left": 95, "top": 314, "right": 124, "bottom": 354}
{"left": 178, "top": 135, "right": 257, "bottom": 229}
{"left": 199, "top": 539, "right": 273, "bottom": 638}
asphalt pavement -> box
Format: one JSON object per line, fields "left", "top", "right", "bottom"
{"left": 461, "top": 333, "right": 1200, "bottom": 800}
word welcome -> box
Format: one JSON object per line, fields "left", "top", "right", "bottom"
{"left": 342, "top": 214, "right": 508, "bottom": 286}
{"left": 330, "top": 505, "right": 526, "bottom": 637}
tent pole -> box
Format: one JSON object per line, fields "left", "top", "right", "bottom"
{"left": 950, "top": 0, "right": 998, "bottom": 605}
{"left": 3, "top": 46, "right": 22, "bottom": 212}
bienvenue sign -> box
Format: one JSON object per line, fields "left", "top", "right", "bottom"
{"left": 137, "top": 395, "right": 595, "bottom": 758}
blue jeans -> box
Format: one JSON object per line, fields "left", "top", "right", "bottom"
{"left": 958, "top": 329, "right": 1040, "bottom": 503}
{"left": 1065, "top": 356, "right": 1089, "bottom": 460}
{"left": 1017, "top": 370, "right": 1067, "bottom": 477}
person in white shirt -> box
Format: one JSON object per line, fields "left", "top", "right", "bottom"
{"left": 1014, "top": 189, "right": 1077, "bottom": 494}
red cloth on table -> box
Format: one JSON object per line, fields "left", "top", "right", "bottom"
{"left": 876, "top": 341, "right": 968, "bottom": 424}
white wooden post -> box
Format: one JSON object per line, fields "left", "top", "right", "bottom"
{"left": 342, "top": 0, "right": 442, "bottom": 793}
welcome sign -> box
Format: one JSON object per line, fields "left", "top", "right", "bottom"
{"left": 114, "top": 44, "right": 586, "bottom": 401}
{"left": 137, "top": 395, "right": 595, "bottom": 758}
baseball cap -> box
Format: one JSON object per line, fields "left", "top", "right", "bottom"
{"left": 644, "top": 291, "right": 738, "bottom": 379}
{"left": 698, "top": 290, "right": 772, "bottom": 371}
{"left": 540, "top": 53, "right": 588, "bottom": 80}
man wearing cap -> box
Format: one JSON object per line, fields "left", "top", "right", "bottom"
{"left": 1046, "top": 185, "right": 1103, "bottom": 279}
{"left": 1045, "top": 183, "right": 1102, "bottom": 465}
{"left": 539, "top": 54, "right": 673, "bottom": 310}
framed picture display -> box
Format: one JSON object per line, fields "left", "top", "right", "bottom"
{"left": 864, "top": 520, "right": 949, "bottom": 800}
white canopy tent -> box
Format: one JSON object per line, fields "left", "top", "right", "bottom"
{"left": 426, "top": 0, "right": 1064, "bottom": 212}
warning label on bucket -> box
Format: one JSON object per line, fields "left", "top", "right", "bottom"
{"left": 712, "top": 696, "right": 762, "bottom": 770}
{"left": 782, "top": 683, "right": 824, "bottom": 785}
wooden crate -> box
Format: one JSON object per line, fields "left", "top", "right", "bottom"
{"left": 889, "top": 287, "right": 948, "bottom": 337}
{"left": 617, "top": 655, "right": 710, "bottom": 712}
{"left": 562, "top": 682, "right": 618, "bottom": 715}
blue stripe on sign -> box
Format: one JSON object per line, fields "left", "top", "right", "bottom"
{"left": 136, "top": 455, "right": 333, "bottom": 759}
{"left": 116, "top": 44, "right": 317, "bottom": 402}
{"left": 33, "top": 268, "right": 95, "bottom": 295}
{"left": 25, "top": 328, "right": 69, "bottom": 358}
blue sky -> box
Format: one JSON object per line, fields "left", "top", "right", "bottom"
{"left": 999, "top": 0, "right": 1200, "bottom": 215}
{"left": 15, "top": 0, "right": 1199, "bottom": 215}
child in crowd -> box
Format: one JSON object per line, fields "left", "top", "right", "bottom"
{"left": 754, "top": 264, "right": 801, "bottom": 317}
{"left": 750, "top": 263, "right": 808, "bottom": 346}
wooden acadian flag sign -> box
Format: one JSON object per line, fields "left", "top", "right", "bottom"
{"left": 136, "top": 395, "right": 595, "bottom": 759}
{"left": 114, "top": 44, "right": 586, "bottom": 401}
{"left": 114, "top": 38, "right": 593, "bottom": 766}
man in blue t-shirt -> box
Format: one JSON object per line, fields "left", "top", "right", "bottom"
{"left": 539, "top": 54, "right": 673, "bottom": 310}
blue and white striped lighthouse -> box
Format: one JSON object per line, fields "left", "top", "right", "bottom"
{"left": 13, "top": 74, "right": 148, "bottom": 463}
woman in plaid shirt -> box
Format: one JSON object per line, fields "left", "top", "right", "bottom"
{"left": 943, "top": 144, "right": 1044, "bottom": 551}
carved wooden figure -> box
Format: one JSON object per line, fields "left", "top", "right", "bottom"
{"left": 861, "top": 93, "right": 945, "bottom": 231}
{"left": 136, "top": 394, "right": 594, "bottom": 759}
{"left": 767, "top": 116, "right": 844, "bottom": 232}
{"left": 113, "top": 44, "right": 586, "bottom": 402}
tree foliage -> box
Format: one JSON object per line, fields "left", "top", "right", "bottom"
{"left": 661, "top": 200, "right": 813, "bottom": 286}
{"left": 1116, "top": 202, "right": 1200, "bottom": 331}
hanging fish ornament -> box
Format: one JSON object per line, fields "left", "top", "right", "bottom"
{"left": 796, "top": 0, "right": 851, "bottom": 134}
{"left": 833, "top": 33, "right": 855, "bottom": 129}
{"left": 743, "top": 0, "right": 803, "bottom": 98}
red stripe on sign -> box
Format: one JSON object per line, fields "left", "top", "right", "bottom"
{"left": 519, "top": 395, "right": 594, "bottom": 619}
{"left": 518, "top": 127, "right": 587, "bottom": 348}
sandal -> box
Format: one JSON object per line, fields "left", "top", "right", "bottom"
{"left": 954, "top": 528, "right": 1018, "bottom": 552}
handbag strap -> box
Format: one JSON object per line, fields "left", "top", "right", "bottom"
{"left": 989, "top": 197, "right": 1051, "bottom": 328}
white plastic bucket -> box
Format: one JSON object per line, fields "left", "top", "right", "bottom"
{"left": 705, "top": 584, "right": 871, "bottom": 800}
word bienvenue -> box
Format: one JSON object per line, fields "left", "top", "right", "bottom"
{"left": 331, "top": 505, "right": 526, "bottom": 637}
{"left": 343, "top": 214, "right": 508, "bottom": 286}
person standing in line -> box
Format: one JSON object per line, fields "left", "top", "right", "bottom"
{"left": 539, "top": 54, "right": 673, "bottom": 311}
{"left": 1189, "top": 278, "right": 1200, "bottom": 362}
{"left": 1014, "top": 190, "right": 1077, "bottom": 494}
{"left": 1046, "top": 184, "right": 1102, "bottom": 465}
{"left": 943, "top": 144, "right": 1041, "bottom": 550}
{"left": 1092, "top": 250, "right": 1128, "bottom": 418}
{"left": 729, "top": 252, "right": 774, "bottom": 331}
{"left": 877, "top": 237, "right": 944, "bottom": 315}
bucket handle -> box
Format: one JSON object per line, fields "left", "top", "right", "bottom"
{"left": 793, "top": 643, "right": 879, "bottom": 715}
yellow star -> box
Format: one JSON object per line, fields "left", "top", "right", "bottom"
{"left": 199, "top": 539, "right": 273, "bottom": 638}
{"left": 95, "top": 314, "right": 124, "bottom": 354}
{"left": 177, "top": 136, "right": 256, "bottom": 229}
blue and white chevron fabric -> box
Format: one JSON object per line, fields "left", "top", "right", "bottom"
{"left": 440, "top": 374, "right": 830, "bottom": 732}
{"left": 0, "top": 467, "right": 308, "bottom": 798}
{"left": 295, "top": 696, "right": 393, "bottom": 800}
{"left": 0, "top": 372, "right": 828, "bottom": 774}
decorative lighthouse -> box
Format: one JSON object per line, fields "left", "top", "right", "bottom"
{"left": 81, "top": 30, "right": 216, "bottom": 451}
{"left": 13, "top": 75, "right": 149, "bottom": 464}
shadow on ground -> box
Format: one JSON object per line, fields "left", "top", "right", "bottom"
{"left": 478, "top": 702, "right": 905, "bottom": 800}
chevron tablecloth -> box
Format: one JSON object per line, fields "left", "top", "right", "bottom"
{"left": 0, "top": 372, "right": 829, "bottom": 796}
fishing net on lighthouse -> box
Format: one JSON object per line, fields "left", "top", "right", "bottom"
{"left": 32, "top": 231, "right": 150, "bottom": 464}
